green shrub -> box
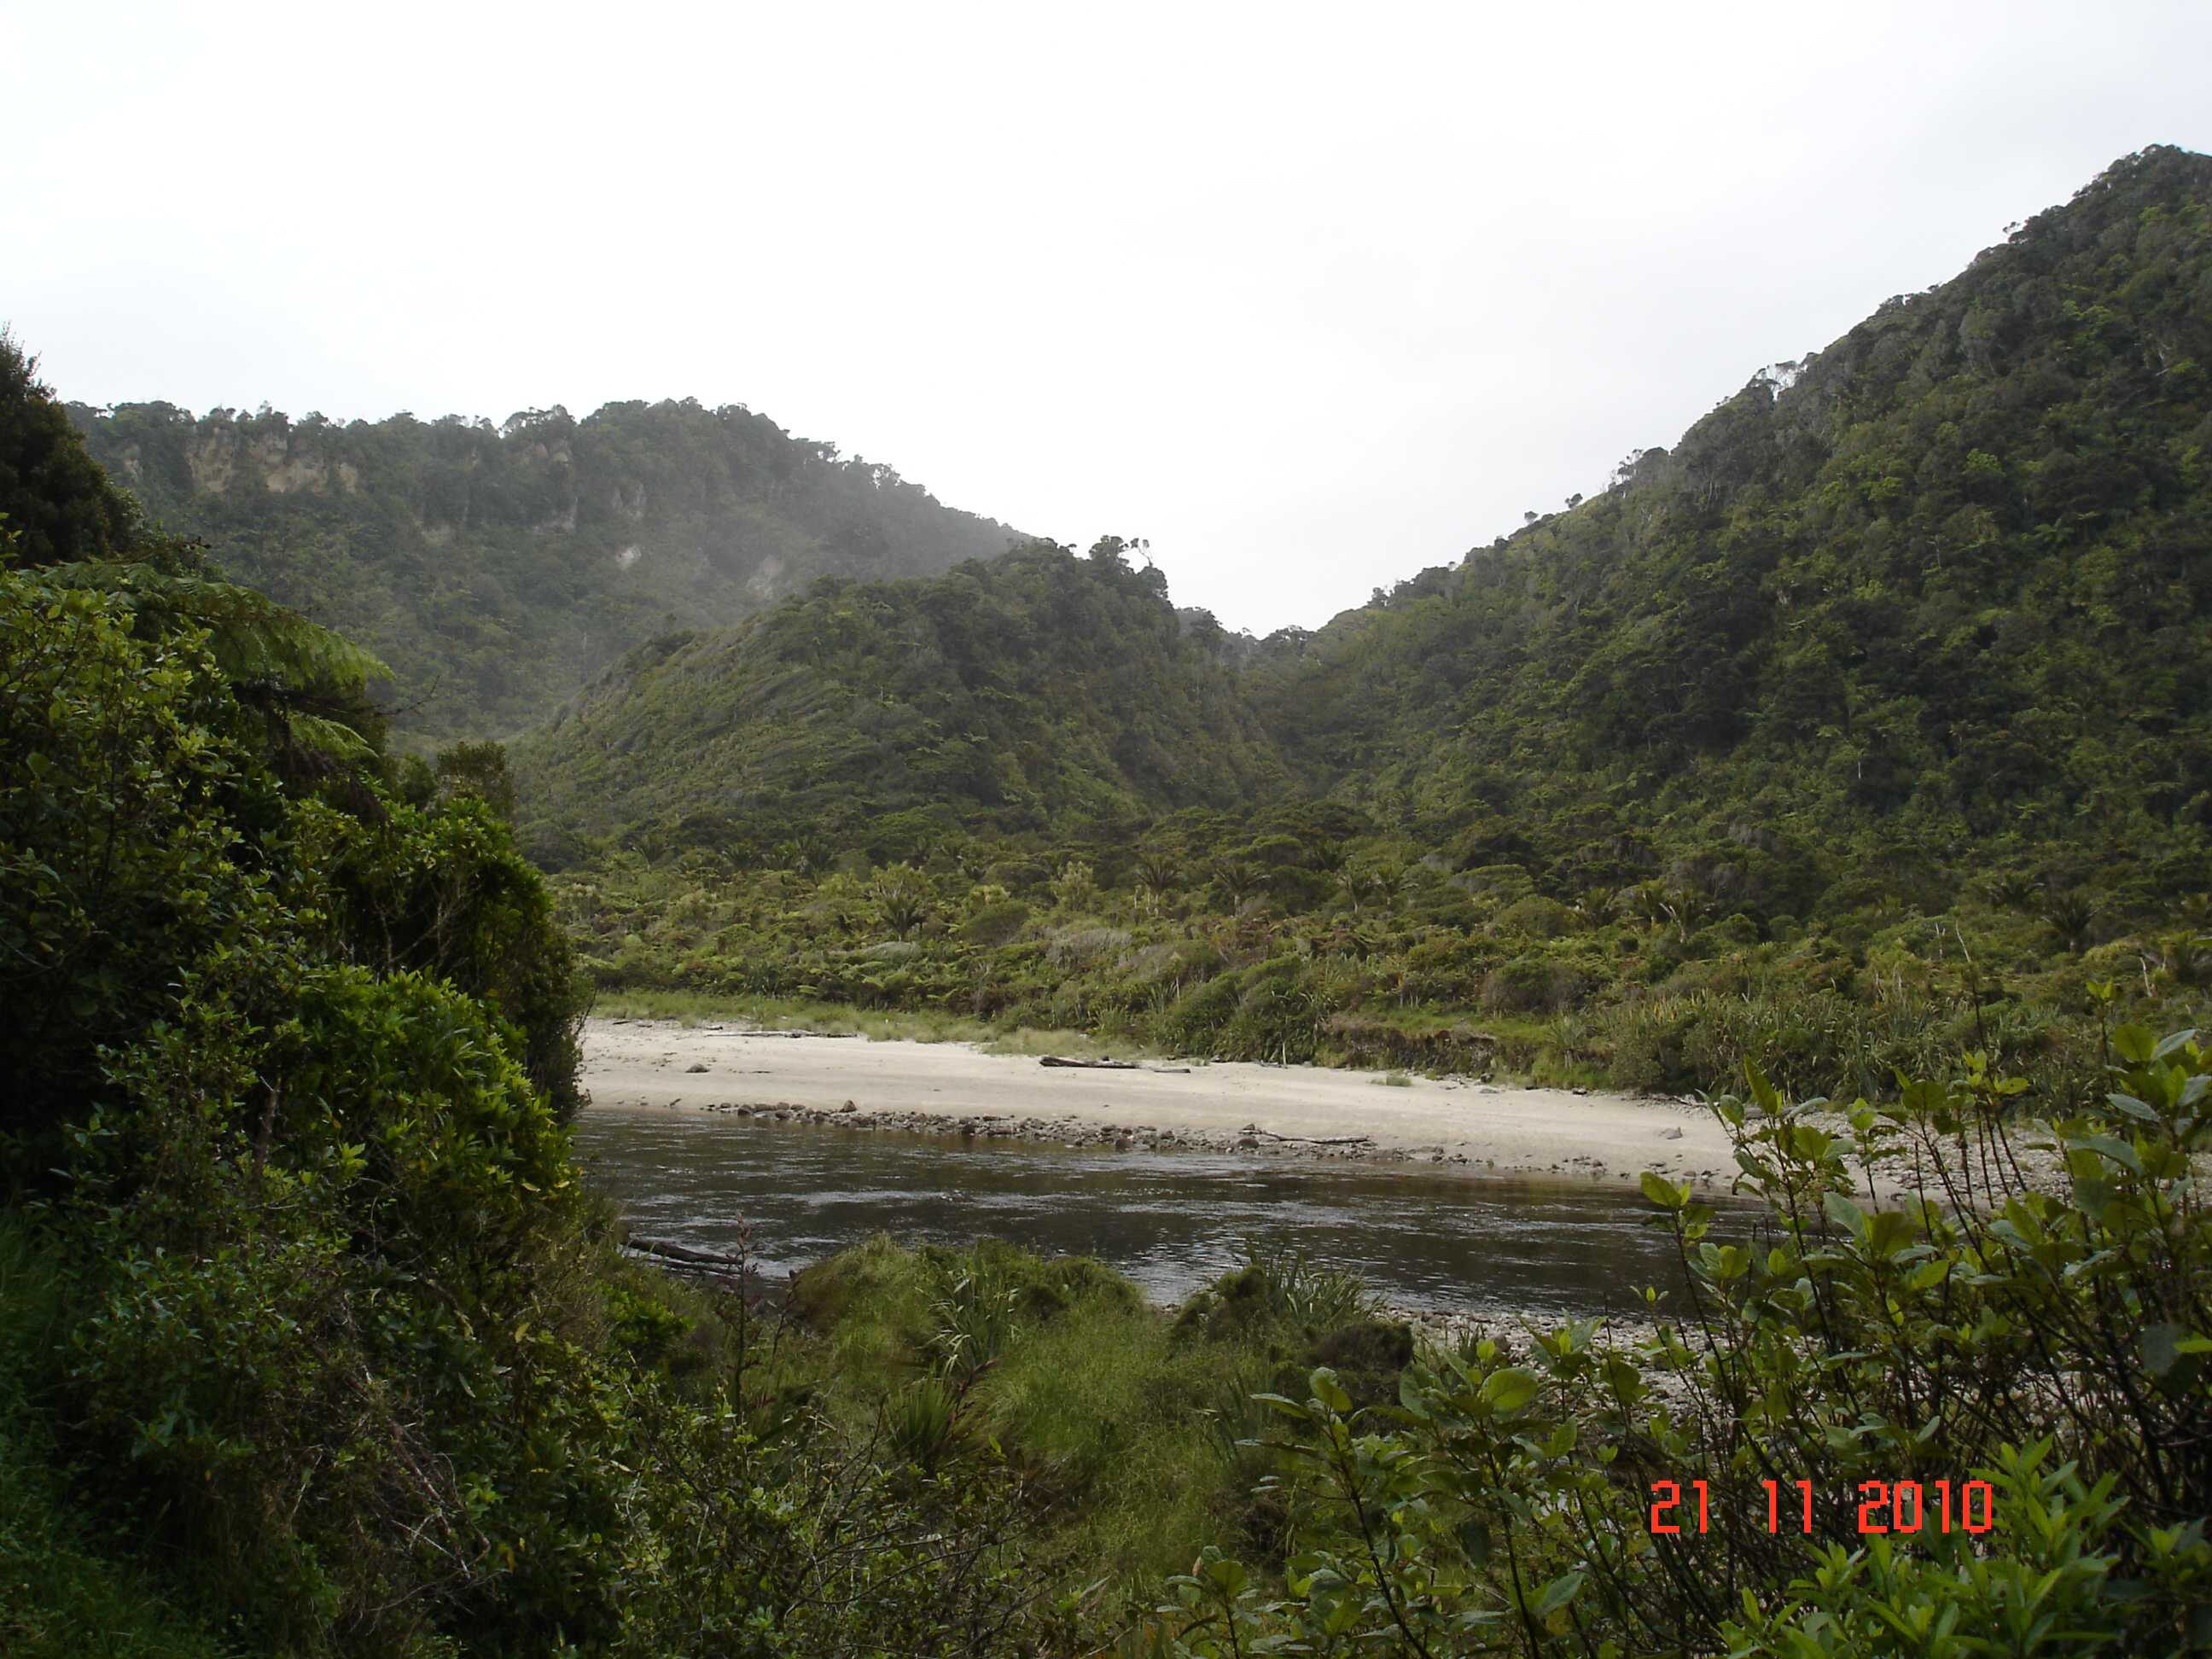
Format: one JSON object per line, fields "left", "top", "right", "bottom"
{"left": 961, "top": 897, "right": 1031, "bottom": 946}
{"left": 1481, "top": 951, "right": 1589, "bottom": 1014}
{"left": 1, "top": 1227, "right": 237, "bottom": 1659}
{"left": 1157, "top": 1028, "right": 2212, "bottom": 1654}
{"left": 1495, "top": 894, "right": 1582, "bottom": 938}
{"left": 1159, "top": 972, "right": 1244, "bottom": 1053}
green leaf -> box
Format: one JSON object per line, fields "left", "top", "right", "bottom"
{"left": 2113, "top": 1025, "right": 2157, "bottom": 1065}
{"left": 2153, "top": 1028, "right": 2197, "bottom": 1062}
{"left": 2106, "top": 1092, "right": 2162, "bottom": 1123}
{"left": 1822, "top": 1191, "right": 1868, "bottom": 1237}
{"left": 1534, "top": 1569, "right": 1586, "bottom": 1616}
{"left": 2074, "top": 1133, "right": 2143, "bottom": 1175}
{"left": 2072, "top": 1178, "right": 2118, "bottom": 1220}
{"left": 1480, "top": 1368, "right": 1540, "bottom": 1413}
{"left": 1310, "top": 1369, "right": 1353, "bottom": 1415}
{"left": 1865, "top": 1211, "right": 1917, "bottom": 1256}
{"left": 2144, "top": 1324, "right": 2190, "bottom": 1379}
{"left": 1394, "top": 1372, "right": 1432, "bottom": 1421}
{"left": 1639, "top": 1170, "right": 1687, "bottom": 1211}
{"left": 1456, "top": 1518, "right": 1492, "bottom": 1566}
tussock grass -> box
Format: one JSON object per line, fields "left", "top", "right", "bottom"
{"left": 767, "top": 1235, "right": 1407, "bottom": 1604}
{"left": 977, "top": 1303, "right": 1235, "bottom": 1579}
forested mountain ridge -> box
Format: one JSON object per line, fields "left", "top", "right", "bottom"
{"left": 511, "top": 538, "right": 1291, "bottom": 863}
{"left": 67, "top": 394, "right": 1022, "bottom": 737}
{"left": 1249, "top": 143, "right": 2212, "bottom": 910}
{"left": 521, "top": 146, "right": 2212, "bottom": 923}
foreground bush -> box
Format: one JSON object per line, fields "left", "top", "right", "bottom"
{"left": 1150, "top": 1026, "right": 2212, "bottom": 1655}
{"left": 767, "top": 1235, "right": 1417, "bottom": 1601}
{"left": 0, "top": 370, "right": 1082, "bottom": 1652}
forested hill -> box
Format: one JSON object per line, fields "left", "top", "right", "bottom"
{"left": 509, "top": 539, "right": 1291, "bottom": 863}
{"left": 515, "top": 147, "right": 2212, "bottom": 928}
{"left": 1243, "top": 143, "right": 2212, "bottom": 904}
{"left": 67, "top": 395, "right": 1022, "bottom": 737}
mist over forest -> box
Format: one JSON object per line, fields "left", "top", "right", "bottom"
{"left": 6, "top": 143, "right": 2212, "bottom": 1656}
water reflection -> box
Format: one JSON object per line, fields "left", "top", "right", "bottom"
{"left": 574, "top": 1109, "right": 1758, "bottom": 1318}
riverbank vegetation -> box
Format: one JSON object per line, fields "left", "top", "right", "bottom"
{"left": 4, "top": 143, "right": 2212, "bottom": 1655}
{"left": 1145, "top": 1027, "right": 2212, "bottom": 1655}
{"left": 544, "top": 824, "right": 2208, "bottom": 1106}
{"left": 736, "top": 1234, "right": 1410, "bottom": 1604}
{"left": 589, "top": 987, "right": 1144, "bottom": 1060}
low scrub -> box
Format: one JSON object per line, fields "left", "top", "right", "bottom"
{"left": 1146, "top": 1023, "right": 2212, "bottom": 1654}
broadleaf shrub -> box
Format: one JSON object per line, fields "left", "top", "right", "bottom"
{"left": 1147, "top": 1030, "right": 2212, "bottom": 1654}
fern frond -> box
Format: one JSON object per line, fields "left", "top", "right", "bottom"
{"left": 280, "top": 711, "right": 377, "bottom": 765}
{"left": 36, "top": 563, "right": 392, "bottom": 695}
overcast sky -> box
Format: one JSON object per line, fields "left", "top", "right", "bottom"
{"left": 9, "top": 1, "right": 2209, "bottom": 633}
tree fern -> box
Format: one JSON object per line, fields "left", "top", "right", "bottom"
{"left": 27, "top": 561, "right": 392, "bottom": 771}
{"left": 33, "top": 562, "right": 390, "bottom": 696}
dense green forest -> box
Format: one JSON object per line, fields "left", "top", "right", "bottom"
{"left": 1251, "top": 142, "right": 2212, "bottom": 880}
{"left": 64, "top": 394, "right": 1021, "bottom": 738}
{"left": 509, "top": 537, "right": 1288, "bottom": 861}
{"left": 522, "top": 146, "right": 2212, "bottom": 1107}
{"left": 7, "top": 146, "right": 2212, "bottom": 1656}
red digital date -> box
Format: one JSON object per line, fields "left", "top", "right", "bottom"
{"left": 1647, "top": 1478, "right": 1994, "bottom": 1534}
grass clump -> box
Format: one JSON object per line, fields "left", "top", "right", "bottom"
{"left": 768, "top": 1235, "right": 1413, "bottom": 1605}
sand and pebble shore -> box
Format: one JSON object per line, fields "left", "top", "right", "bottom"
{"left": 580, "top": 1016, "right": 1744, "bottom": 1195}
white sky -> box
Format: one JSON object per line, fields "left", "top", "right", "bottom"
{"left": 8, "top": 1, "right": 2209, "bottom": 634}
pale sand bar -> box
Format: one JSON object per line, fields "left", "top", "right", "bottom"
{"left": 581, "top": 1018, "right": 1743, "bottom": 1193}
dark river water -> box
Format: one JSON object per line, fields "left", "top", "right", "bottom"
{"left": 576, "top": 1109, "right": 1759, "bottom": 1319}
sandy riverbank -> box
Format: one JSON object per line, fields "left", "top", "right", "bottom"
{"left": 580, "top": 1018, "right": 1745, "bottom": 1193}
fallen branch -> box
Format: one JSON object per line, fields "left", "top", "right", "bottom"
{"left": 1242, "top": 1125, "right": 1373, "bottom": 1147}
{"left": 1039, "top": 1056, "right": 1139, "bottom": 1070}
{"left": 627, "top": 1237, "right": 752, "bottom": 1273}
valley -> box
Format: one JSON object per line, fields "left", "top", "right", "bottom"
{"left": 4, "top": 142, "right": 2212, "bottom": 1655}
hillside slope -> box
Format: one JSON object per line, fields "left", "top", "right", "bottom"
{"left": 67, "top": 396, "right": 1021, "bottom": 737}
{"left": 510, "top": 539, "right": 1291, "bottom": 862}
{"left": 1248, "top": 144, "right": 2212, "bottom": 912}
{"left": 518, "top": 147, "right": 2212, "bottom": 928}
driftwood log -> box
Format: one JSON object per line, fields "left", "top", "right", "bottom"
{"left": 1242, "top": 1126, "right": 1373, "bottom": 1147}
{"left": 1039, "top": 1056, "right": 1139, "bottom": 1070}
{"left": 626, "top": 1237, "right": 752, "bottom": 1273}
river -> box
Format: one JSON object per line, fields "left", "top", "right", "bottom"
{"left": 576, "top": 1109, "right": 1760, "bottom": 1319}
